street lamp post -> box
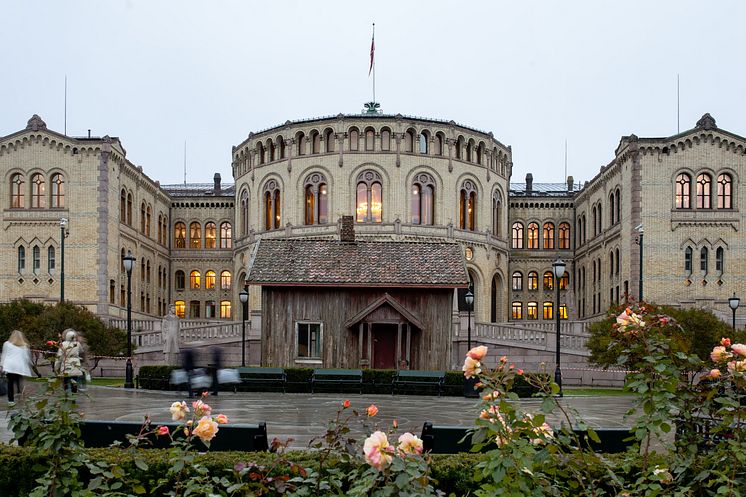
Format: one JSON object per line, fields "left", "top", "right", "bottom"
{"left": 729, "top": 293, "right": 740, "bottom": 333}
{"left": 122, "top": 250, "right": 136, "bottom": 389}
{"left": 465, "top": 289, "right": 474, "bottom": 351}
{"left": 239, "top": 289, "right": 249, "bottom": 366}
{"left": 552, "top": 257, "right": 566, "bottom": 397}
{"left": 636, "top": 224, "right": 644, "bottom": 302}
{"left": 60, "top": 218, "right": 68, "bottom": 303}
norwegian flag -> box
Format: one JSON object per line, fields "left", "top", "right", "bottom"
{"left": 368, "top": 28, "right": 375, "bottom": 76}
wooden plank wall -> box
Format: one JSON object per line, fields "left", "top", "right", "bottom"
{"left": 261, "top": 287, "right": 453, "bottom": 370}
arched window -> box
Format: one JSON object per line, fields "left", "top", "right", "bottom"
{"left": 419, "top": 132, "right": 429, "bottom": 154}
{"left": 410, "top": 173, "right": 435, "bottom": 225}
{"left": 381, "top": 129, "right": 391, "bottom": 151}
{"left": 146, "top": 205, "right": 152, "bottom": 236}
{"left": 311, "top": 131, "right": 321, "bottom": 154}
{"left": 511, "top": 302, "right": 523, "bottom": 319}
{"left": 527, "top": 301, "right": 538, "bottom": 320}
{"left": 558, "top": 223, "right": 570, "bottom": 249}
{"left": 48, "top": 246, "right": 55, "bottom": 273}
{"left": 140, "top": 203, "right": 146, "bottom": 233}
{"left": 434, "top": 133, "right": 444, "bottom": 156}
{"left": 466, "top": 139, "right": 474, "bottom": 162}
{"left": 263, "top": 179, "right": 282, "bottom": 230}
{"left": 512, "top": 271, "right": 523, "bottom": 291}
{"left": 459, "top": 180, "right": 477, "bottom": 231}
{"left": 324, "top": 130, "right": 334, "bottom": 152}
{"left": 404, "top": 129, "right": 415, "bottom": 153}
{"left": 356, "top": 171, "right": 383, "bottom": 223}
{"left": 189, "top": 222, "right": 202, "bottom": 248}
{"left": 527, "top": 271, "right": 538, "bottom": 291}
{"left": 591, "top": 206, "right": 597, "bottom": 236}
{"left": 543, "top": 222, "right": 555, "bottom": 249}
{"left": 615, "top": 248, "right": 620, "bottom": 276}
{"left": 220, "top": 222, "right": 232, "bottom": 249}
{"left": 158, "top": 214, "right": 163, "bottom": 244}
{"left": 127, "top": 192, "right": 133, "bottom": 225}
{"left": 700, "top": 247, "right": 708, "bottom": 272}
{"left": 257, "top": 142, "right": 265, "bottom": 164}
{"left": 609, "top": 250, "right": 615, "bottom": 278}
{"left": 174, "top": 222, "right": 186, "bottom": 248}
{"left": 205, "top": 270, "right": 216, "bottom": 289}
{"left": 11, "top": 173, "right": 25, "bottom": 208}
{"left": 32, "top": 245, "right": 40, "bottom": 273}
{"left": 717, "top": 173, "right": 732, "bottom": 209}
{"left": 278, "top": 136, "right": 286, "bottom": 158}
{"left": 543, "top": 302, "right": 553, "bottom": 320}
{"left": 609, "top": 192, "right": 615, "bottom": 225}
{"left": 240, "top": 189, "right": 249, "bottom": 236}
{"left": 349, "top": 129, "right": 359, "bottom": 151}
{"left": 597, "top": 204, "right": 602, "bottom": 234}
{"left": 296, "top": 132, "right": 306, "bottom": 155}
{"left": 696, "top": 173, "right": 712, "bottom": 209}
{"left": 304, "top": 173, "right": 329, "bottom": 225}
{"left": 17, "top": 246, "right": 25, "bottom": 272}
{"left": 512, "top": 222, "right": 524, "bottom": 249}
{"left": 527, "top": 223, "right": 539, "bottom": 249}
{"left": 365, "top": 128, "right": 375, "bottom": 151}
{"left": 492, "top": 191, "right": 502, "bottom": 236}
{"left": 31, "top": 173, "right": 46, "bottom": 208}
{"left": 684, "top": 246, "right": 693, "bottom": 273}
{"left": 476, "top": 143, "right": 484, "bottom": 165}
{"left": 455, "top": 137, "right": 463, "bottom": 159}
{"left": 615, "top": 189, "right": 621, "bottom": 222}
{"left": 174, "top": 301, "right": 185, "bottom": 318}
{"left": 205, "top": 222, "right": 217, "bottom": 248}
{"left": 543, "top": 271, "right": 554, "bottom": 290}
{"left": 51, "top": 173, "right": 64, "bottom": 208}
{"left": 190, "top": 270, "right": 201, "bottom": 289}
{"left": 716, "top": 247, "right": 724, "bottom": 273}
{"left": 220, "top": 270, "right": 232, "bottom": 290}
{"left": 119, "top": 189, "right": 126, "bottom": 221}
{"left": 268, "top": 139, "right": 275, "bottom": 161}
{"left": 175, "top": 270, "right": 185, "bottom": 290}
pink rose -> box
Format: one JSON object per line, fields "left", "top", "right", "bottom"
{"left": 363, "top": 431, "right": 393, "bottom": 470}
{"left": 462, "top": 356, "right": 481, "bottom": 379}
{"left": 711, "top": 346, "right": 730, "bottom": 363}
{"left": 157, "top": 425, "right": 170, "bottom": 436}
{"left": 731, "top": 343, "right": 746, "bottom": 357}
{"left": 192, "top": 400, "right": 212, "bottom": 417}
{"left": 727, "top": 360, "right": 746, "bottom": 374}
{"left": 397, "top": 432, "right": 423, "bottom": 455}
{"left": 215, "top": 414, "right": 229, "bottom": 424}
{"left": 706, "top": 369, "right": 721, "bottom": 380}
{"left": 482, "top": 390, "right": 501, "bottom": 401}
{"left": 467, "top": 345, "right": 488, "bottom": 361}
{"left": 366, "top": 404, "right": 379, "bottom": 417}
{"left": 721, "top": 337, "right": 732, "bottom": 347}
{"left": 342, "top": 400, "right": 351, "bottom": 409}
{"left": 499, "top": 355, "right": 508, "bottom": 363}
{"left": 192, "top": 416, "right": 219, "bottom": 443}
{"left": 516, "top": 368, "right": 524, "bottom": 376}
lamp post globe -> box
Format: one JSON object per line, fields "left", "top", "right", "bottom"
{"left": 552, "top": 257, "right": 566, "bottom": 397}
{"left": 239, "top": 289, "right": 249, "bottom": 367}
{"left": 729, "top": 292, "right": 740, "bottom": 333}
{"left": 122, "top": 250, "right": 136, "bottom": 389}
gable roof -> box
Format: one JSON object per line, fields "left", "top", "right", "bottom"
{"left": 248, "top": 239, "right": 468, "bottom": 288}
{"left": 343, "top": 293, "right": 425, "bottom": 329}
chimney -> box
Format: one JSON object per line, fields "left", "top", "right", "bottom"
{"left": 525, "top": 173, "right": 533, "bottom": 195}
{"left": 567, "top": 175, "right": 574, "bottom": 192}
{"left": 340, "top": 215, "right": 355, "bottom": 243}
{"left": 213, "top": 173, "right": 221, "bottom": 191}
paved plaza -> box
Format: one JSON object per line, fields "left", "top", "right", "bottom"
{"left": 0, "top": 385, "right": 636, "bottom": 449}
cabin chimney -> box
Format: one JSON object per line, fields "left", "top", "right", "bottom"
{"left": 213, "top": 173, "right": 221, "bottom": 191}
{"left": 567, "top": 175, "right": 574, "bottom": 192}
{"left": 340, "top": 215, "right": 355, "bottom": 243}
{"left": 525, "top": 173, "right": 533, "bottom": 195}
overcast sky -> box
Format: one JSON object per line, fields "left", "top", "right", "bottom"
{"left": 3, "top": 1, "right": 745, "bottom": 187}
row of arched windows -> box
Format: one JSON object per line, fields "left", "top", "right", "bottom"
{"left": 675, "top": 172, "right": 732, "bottom": 209}
{"left": 174, "top": 300, "right": 232, "bottom": 319}
{"left": 174, "top": 270, "right": 232, "bottom": 291}
{"left": 17, "top": 245, "right": 55, "bottom": 274}
{"left": 575, "top": 187, "right": 622, "bottom": 247}
{"left": 684, "top": 246, "right": 725, "bottom": 274}
{"left": 511, "top": 222, "right": 571, "bottom": 249}
{"left": 119, "top": 189, "right": 169, "bottom": 246}
{"left": 173, "top": 221, "right": 232, "bottom": 249}
{"left": 238, "top": 171, "right": 504, "bottom": 235}
{"left": 511, "top": 270, "right": 570, "bottom": 291}
{"left": 511, "top": 301, "right": 568, "bottom": 320}
{"left": 10, "top": 172, "right": 65, "bottom": 209}
{"left": 249, "top": 126, "right": 508, "bottom": 172}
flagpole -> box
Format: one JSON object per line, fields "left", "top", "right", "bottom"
{"left": 372, "top": 23, "right": 376, "bottom": 104}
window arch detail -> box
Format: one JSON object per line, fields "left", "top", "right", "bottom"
{"left": 355, "top": 170, "right": 383, "bottom": 223}
{"left": 263, "top": 179, "right": 282, "bottom": 230}
{"left": 459, "top": 180, "right": 477, "bottom": 231}
{"left": 304, "top": 173, "right": 329, "bottom": 225}
{"left": 411, "top": 172, "right": 435, "bottom": 225}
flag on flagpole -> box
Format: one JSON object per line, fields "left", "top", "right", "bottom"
{"left": 368, "top": 28, "right": 375, "bottom": 76}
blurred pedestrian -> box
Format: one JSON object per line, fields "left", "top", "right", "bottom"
{"left": 211, "top": 347, "right": 222, "bottom": 396}
{"left": 181, "top": 348, "right": 195, "bottom": 398}
{"left": 55, "top": 329, "right": 83, "bottom": 393}
{"left": 0, "top": 330, "right": 33, "bottom": 406}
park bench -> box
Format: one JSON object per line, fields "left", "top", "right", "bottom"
{"left": 420, "top": 422, "right": 633, "bottom": 454}
{"left": 392, "top": 370, "right": 445, "bottom": 396}
{"left": 237, "top": 367, "right": 287, "bottom": 393}
{"left": 311, "top": 368, "right": 363, "bottom": 394}
{"left": 77, "top": 420, "right": 269, "bottom": 452}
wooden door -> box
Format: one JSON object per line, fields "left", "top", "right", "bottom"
{"left": 372, "top": 323, "right": 397, "bottom": 369}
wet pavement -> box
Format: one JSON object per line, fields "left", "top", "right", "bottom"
{"left": 0, "top": 385, "right": 636, "bottom": 449}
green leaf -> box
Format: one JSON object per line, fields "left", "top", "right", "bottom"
{"left": 135, "top": 458, "right": 149, "bottom": 471}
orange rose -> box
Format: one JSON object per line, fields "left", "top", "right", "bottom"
{"left": 215, "top": 414, "right": 229, "bottom": 424}
{"left": 193, "top": 416, "right": 219, "bottom": 443}
{"left": 467, "top": 345, "right": 488, "bottom": 361}
{"left": 366, "top": 404, "right": 379, "bottom": 417}
{"left": 342, "top": 399, "right": 351, "bottom": 409}
{"left": 721, "top": 337, "right": 732, "bottom": 347}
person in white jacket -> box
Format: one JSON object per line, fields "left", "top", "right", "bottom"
{"left": 0, "top": 330, "right": 33, "bottom": 406}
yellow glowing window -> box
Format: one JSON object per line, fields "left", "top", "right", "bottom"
{"left": 205, "top": 270, "right": 216, "bottom": 289}
{"left": 174, "top": 300, "right": 185, "bottom": 318}
{"left": 190, "top": 270, "right": 201, "bottom": 289}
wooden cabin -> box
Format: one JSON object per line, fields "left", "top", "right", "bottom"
{"left": 247, "top": 219, "right": 468, "bottom": 370}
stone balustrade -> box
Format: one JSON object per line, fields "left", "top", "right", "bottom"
{"left": 472, "top": 321, "right": 590, "bottom": 356}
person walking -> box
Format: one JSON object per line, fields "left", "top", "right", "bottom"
{"left": 211, "top": 347, "right": 223, "bottom": 396}
{"left": 181, "top": 348, "right": 196, "bottom": 398}
{"left": 55, "top": 329, "right": 83, "bottom": 393}
{"left": 0, "top": 330, "right": 34, "bottom": 406}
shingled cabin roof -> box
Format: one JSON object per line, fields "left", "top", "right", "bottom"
{"left": 248, "top": 239, "right": 468, "bottom": 288}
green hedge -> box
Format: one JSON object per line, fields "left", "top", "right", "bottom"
{"left": 137, "top": 366, "right": 544, "bottom": 397}
{"left": 0, "top": 445, "right": 484, "bottom": 497}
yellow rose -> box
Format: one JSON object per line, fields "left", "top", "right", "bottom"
{"left": 192, "top": 416, "right": 219, "bottom": 443}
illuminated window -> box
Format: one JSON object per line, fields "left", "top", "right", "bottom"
{"left": 11, "top": 173, "right": 25, "bottom": 208}
{"left": 297, "top": 322, "right": 322, "bottom": 358}
{"left": 31, "top": 173, "right": 46, "bottom": 208}
{"left": 543, "top": 222, "right": 555, "bottom": 249}
{"left": 717, "top": 173, "right": 732, "bottom": 209}
{"left": 559, "top": 304, "right": 568, "bottom": 320}
{"left": 190, "top": 270, "right": 201, "bottom": 289}
{"left": 174, "top": 301, "right": 185, "bottom": 318}
{"left": 304, "top": 173, "right": 329, "bottom": 225}
{"left": 174, "top": 222, "right": 186, "bottom": 248}
{"left": 696, "top": 173, "right": 711, "bottom": 209}
{"left": 511, "top": 302, "right": 523, "bottom": 319}
{"left": 220, "top": 222, "right": 232, "bottom": 249}
{"left": 559, "top": 272, "right": 569, "bottom": 289}
{"left": 675, "top": 173, "right": 691, "bottom": 209}
{"left": 543, "top": 302, "right": 553, "bottom": 320}
{"left": 528, "top": 271, "right": 538, "bottom": 290}
{"left": 221, "top": 270, "right": 232, "bottom": 290}
{"left": 512, "top": 222, "right": 524, "bottom": 249}
{"left": 220, "top": 300, "right": 232, "bottom": 319}
{"left": 264, "top": 180, "right": 282, "bottom": 230}
{"left": 205, "top": 222, "right": 217, "bottom": 249}
{"left": 527, "top": 302, "right": 538, "bottom": 320}
{"left": 527, "top": 223, "right": 539, "bottom": 249}
{"left": 459, "top": 180, "right": 477, "bottom": 231}
{"left": 190, "top": 222, "right": 202, "bottom": 248}
{"left": 543, "top": 271, "right": 554, "bottom": 290}
{"left": 356, "top": 170, "right": 383, "bottom": 223}
{"left": 558, "top": 223, "right": 570, "bottom": 249}
{"left": 205, "top": 270, "right": 216, "bottom": 289}
{"left": 411, "top": 173, "right": 435, "bottom": 225}
{"left": 512, "top": 271, "right": 523, "bottom": 291}
{"left": 51, "top": 173, "right": 64, "bottom": 208}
